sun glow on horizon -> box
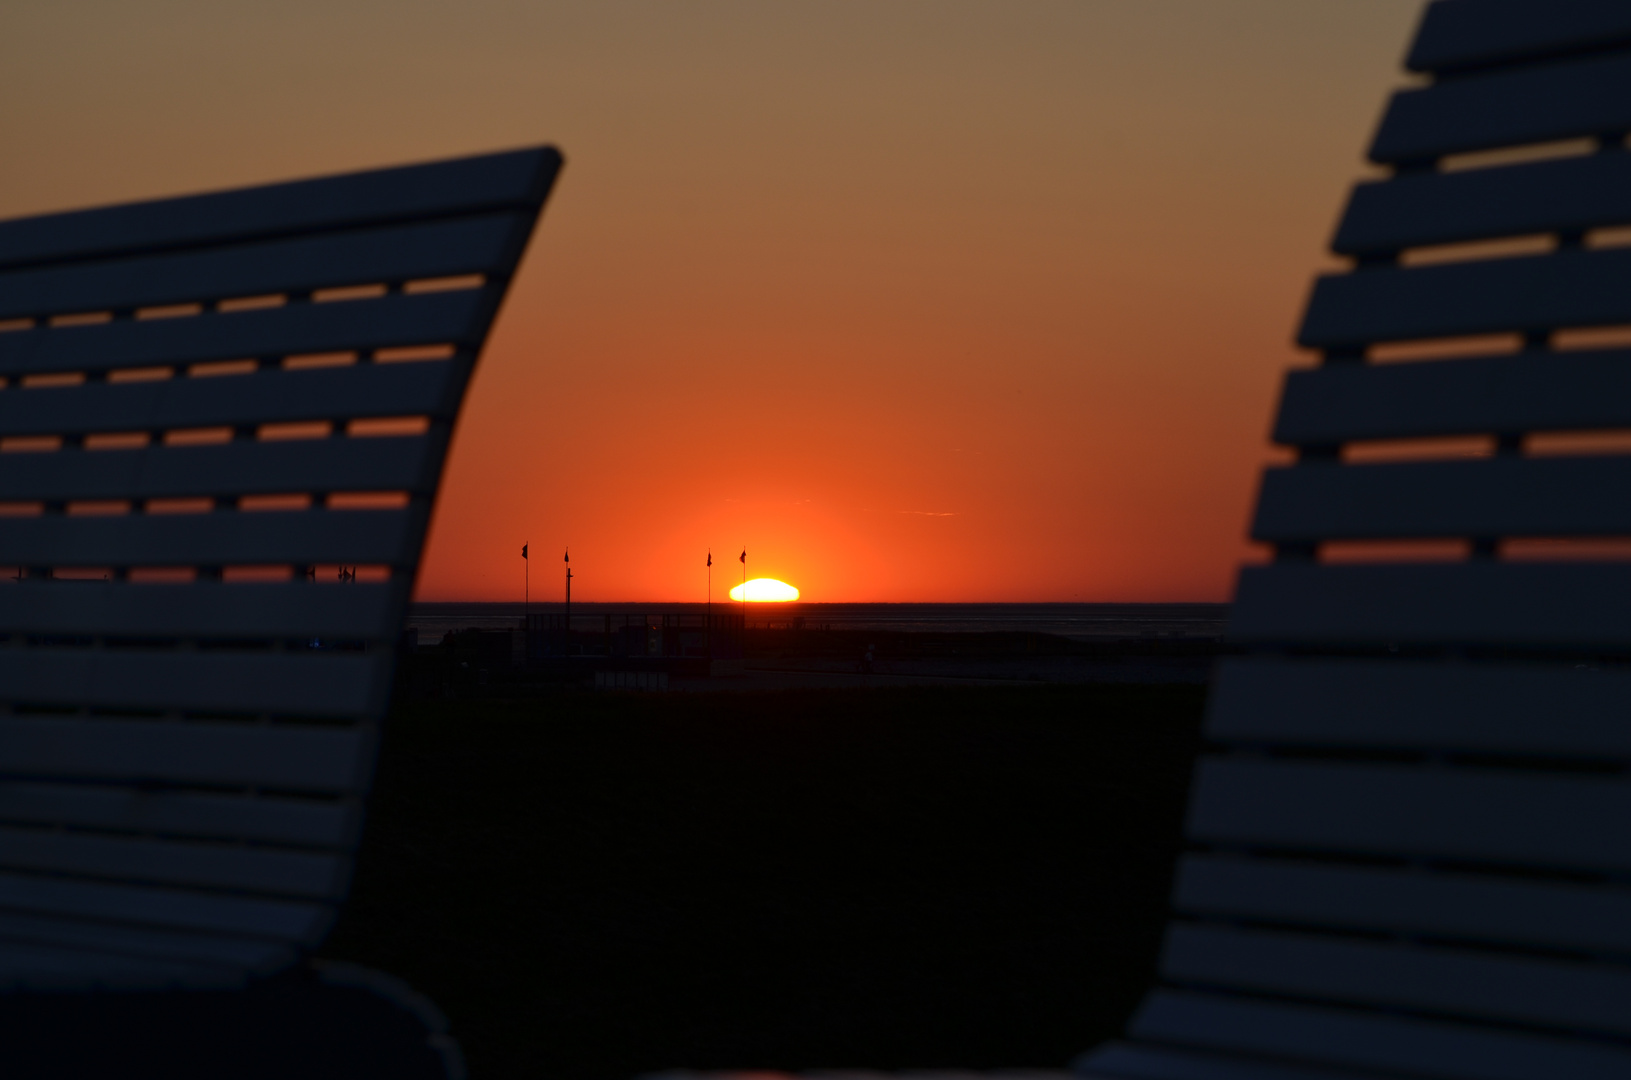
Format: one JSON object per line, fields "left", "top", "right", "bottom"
{"left": 729, "top": 577, "right": 800, "bottom": 602}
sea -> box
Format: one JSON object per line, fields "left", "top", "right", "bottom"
{"left": 408, "top": 602, "right": 1228, "bottom": 646}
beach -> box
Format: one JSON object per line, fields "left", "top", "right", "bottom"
{"left": 319, "top": 682, "right": 1206, "bottom": 1079}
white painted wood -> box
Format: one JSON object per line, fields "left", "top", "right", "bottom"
{"left": 0, "top": 783, "right": 358, "bottom": 848}
{"left": 1187, "top": 757, "right": 1631, "bottom": 873}
{"left": 1173, "top": 854, "right": 1631, "bottom": 956}
{"left": 0, "top": 939, "right": 240, "bottom": 990}
{"left": 0, "top": 910, "right": 289, "bottom": 971}
{"left": 1299, "top": 246, "right": 1631, "bottom": 350}
{"left": 0, "top": 871, "right": 332, "bottom": 940}
{"left": 0, "top": 147, "right": 559, "bottom": 271}
{"left": 1129, "top": 990, "right": 1631, "bottom": 1080}
{"left": 1333, "top": 153, "right": 1631, "bottom": 257}
{"left": 1371, "top": 48, "right": 1631, "bottom": 164}
{"left": 1252, "top": 456, "right": 1631, "bottom": 541}
{"left": 0, "top": 825, "right": 350, "bottom": 898}
{"left": 1160, "top": 923, "right": 1631, "bottom": 1037}
{"left": 0, "top": 716, "right": 373, "bottom": 790}
{"left": 1208, "top": 655, "right": 1631, "bottom": 758}
{"left": 1230, "top": 563, "right": 1631, "bottom": 648}
{"left": 1406, "top": 1, "right": 1631, "bottom": 75}
{"left": 0, "top": 505, "right": 425, "bottom": 566}
{"left": 1272, "top": 348, "right": 1631, "bottom": 445}
{"left": 0, "top": 435, "right": 441, "bottom": 502}
{"left": 0, "top": 358, "right": 458, "bottom": 439}
{"left": 0, "top": 580, "right": 401, "bottom": 640}
{"left": 0, "top": 213, "right": 526, "bottom": 323}
{"left": 0, "top": 288, "right": 484, "bottom": 380}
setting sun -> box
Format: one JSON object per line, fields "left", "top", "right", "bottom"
{"left": 729, "top": 578, "right": 800, "bottom": 602}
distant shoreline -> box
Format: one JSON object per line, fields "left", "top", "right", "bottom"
{"left": 406, "top": 601, "right": 1229, "bottom": 648}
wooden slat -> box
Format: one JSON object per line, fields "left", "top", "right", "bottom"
{"left": 0, "top": 213, "right": 525, "bottom": 323}
{"left": 1406, "top": 1, "right": 1631, "bottom": 76}
{"left": 1187, "top": 758, "right": 1631, "bottom": 873}
{"left": 1161, "top": 923, "right": 1631, "bottom": 1037}
{"left": 0, "top": 581, "right": 402, "bottom": 640}
{"left": 1129, "top": 990, "right": 1631, "bottom": 1080}
{"left": 0, "top": 783, "right": 357, "bottom": 848}
{"left": 0, "top": 147, "right": 559, "bottom": 272}
{"left": 1334, "top": 151, "right": 1631, "bottom": 256}
{"left": 1208, "top": 655, "right": 1631, "bottom": 758}
{"left": 0, "top": 825, "right": 349, "bottom": 897}
{"left": 1252, "top": 456, "right": 1631, "bottom": 542}
{"left": 1, "top": 363, "right": 459, "bottom": 443}
{"left": 1371, "top": 49, "right": 1631, "bottom": 165}
{"left": 0, "top": 910, "right": 288, "bottom": 970}
{"left": 0, "top": 435, "right": 441, "bottom": 502}
{"left": 0, "top": 871, "right": 330, "bottom": 940}
{"left": 1173, "top": 854, "right": 1631, "bottom": 956}
{"left": 0, "top": 715, "right": 373, "bottom": 791}
{"left": 0, "top": 360, "right": 459, "bottom": 439}
{"left": 1231, "top": 564, "right": 1631, "bottom": 650}
{"left": 1299, "top": 247, "right": 1631, "bottom": 350}
{"left": 1272, "top": 348, "right": 1631, "bottom": 446}
{"left": 1078, "top": 1041, "right": 1381, "bottom": 1080}
{"left": 0, "top": 505, "right": 425, "bottom": 566}
{"left": 0, "top": 648, "right": 389, "bottom": 718}
{"left": 0, "top": 939, "right": 237, "bottom": 990}
{"left": 0, "top": 287, "right": 485, "bottom": 380}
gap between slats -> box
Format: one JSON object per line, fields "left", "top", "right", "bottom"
{"left": 0, "top": 286, "right": 480, "bottom": 379}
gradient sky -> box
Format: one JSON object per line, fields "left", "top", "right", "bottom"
{"left": 3, "top": 0, "right": 1424, "bottom": 602}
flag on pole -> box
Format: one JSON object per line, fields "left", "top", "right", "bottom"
{"left": 739, "top": 549, "right": 746, "bottom": 563}
{"left": 564, "top": 548, "right": 570, "bottom": 563}
{"left": 521, "top": 544, "right": 528, "bottom": 559}
{"left": 707, "top": 551, "right": 712, "bottom": 567}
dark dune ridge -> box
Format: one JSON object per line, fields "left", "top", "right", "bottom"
{"left": 321, "top": 684, "right": 1206, "bottom": 1079}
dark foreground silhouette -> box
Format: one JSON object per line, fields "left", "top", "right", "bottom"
{"left": 320, "top": 683, "right": 1205, "bottom": 1079}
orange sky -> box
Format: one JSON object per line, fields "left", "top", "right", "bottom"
{"left": 2, "top": 0, "right": 1423, "bottom": 601}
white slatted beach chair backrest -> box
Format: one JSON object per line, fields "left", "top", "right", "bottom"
{"left": 1081, "top": 3, "right": 1631, "bottom": 1078}
{"left": 0, "top": 147, "right": 560, "bottom": 990}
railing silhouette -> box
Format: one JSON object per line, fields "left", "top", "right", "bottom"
{"left": 523, "top": 610, "right": 744, "bottom": 662}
